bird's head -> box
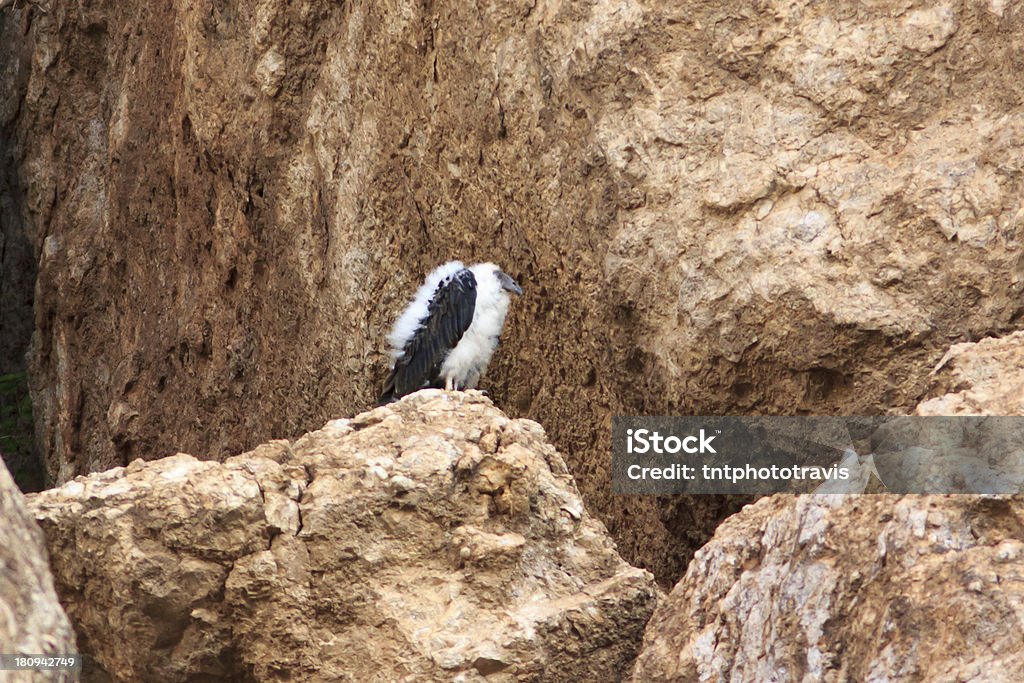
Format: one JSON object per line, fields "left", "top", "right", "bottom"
{"left": 495, "top": 269, "right": 523, "bottom": 296}
{"left": 472, "top": 262, "right": 523, "bottom": 296}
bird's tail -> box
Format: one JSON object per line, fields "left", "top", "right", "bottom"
{"left": 378, "top": 368, "right": 400, "bottom": 405}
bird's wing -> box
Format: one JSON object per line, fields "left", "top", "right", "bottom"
{"left": 380, "top": 268, "right": 477, "bottom": 402}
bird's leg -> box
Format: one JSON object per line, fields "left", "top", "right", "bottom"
{"left": 445, "top": 376, "right": 454, "bottom": 392}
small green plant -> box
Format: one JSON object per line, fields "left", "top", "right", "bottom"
{"left": 0, "top": 371, "right": 44, "bottom": 492}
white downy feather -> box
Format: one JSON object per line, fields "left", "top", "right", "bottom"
{"left": 386, "top": 260, "right": 466, "bottom": 360}
{"left": 440, "top": 262, "right": 511, "bottom": 389}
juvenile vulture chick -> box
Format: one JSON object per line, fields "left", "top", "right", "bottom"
{"left": 380, "top": 261, "right": 522, "bottom": 403}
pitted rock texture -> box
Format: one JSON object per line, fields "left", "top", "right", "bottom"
{"left": 0, "top": 0, "right": 36, "bottom": 379}
{"left": 27, "top": 392, "right": 659, "bottom": 682}
{"left": 630, "top": 494, "right": 1024, "bottom": 683}
{"left": 0, "top": 460, "right": 77, "bottom": 683}
{"left": 916, "top": 331, "right": 1024, "bottom": 415}
{"left": 4, "top": 0, "right": 1024, "bottom": 582}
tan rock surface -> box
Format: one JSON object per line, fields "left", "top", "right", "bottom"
{"left": 630, "top": 493, "right": 1024, "bottom": 682}
{"left": 3, "top": 0, "right": 1024, "bottom": 582}
{"left": 27, "top": 392, "right": 658, "bottom": 682}
{"left": 0, "top": 460, "right": 77, "bottom": 683}
{"left": 917, "top": 331, "right": 1024, "bottom": 415}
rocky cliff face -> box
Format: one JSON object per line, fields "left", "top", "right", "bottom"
{"left": 0, "top": 460, "right": 77, "bottom": 683}
{"left": 28, "top": 392, "right": 659, "bottom": 682}
{"left": 3, "top": 0, "right": 1023, "bottom": 581}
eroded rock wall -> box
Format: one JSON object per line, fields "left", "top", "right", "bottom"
{"left": 3, "top": 0, "right": 1024, "bottom": 580}
{"left": 0, "top": 4, "right": 36, "bottom": 378}
{"left": 27, "top": 392, "right": 659, "bottom": 682}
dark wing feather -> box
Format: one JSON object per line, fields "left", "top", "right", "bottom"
{"left": 380, "top": 268, "right": 477, "bottom": 403}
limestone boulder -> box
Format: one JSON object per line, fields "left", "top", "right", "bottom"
{"left": 0, "top": 459, "right": 77, "bottom": 683}
{"left": 630, "top": 494, "right": 1024, "bottom": 682}
{"left": 28, "top": 392, "right": 658, "bottom": 682}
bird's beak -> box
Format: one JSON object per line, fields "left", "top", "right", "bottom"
{"left": 500, "top": 273, "right": 523, "bottom": 296}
